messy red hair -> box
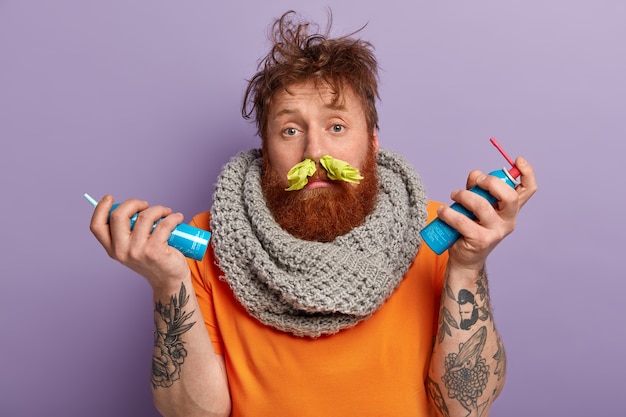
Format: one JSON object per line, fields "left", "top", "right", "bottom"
{"left": 242, "top": 10, "right": 380, "bottom": 140}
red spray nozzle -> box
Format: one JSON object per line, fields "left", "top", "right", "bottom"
{"left": 489, "top": 137, "right": 520, "bottom": 179}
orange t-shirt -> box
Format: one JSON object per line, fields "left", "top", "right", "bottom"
{"left": 188, "top": 201, "right": 448, "bottom": 417}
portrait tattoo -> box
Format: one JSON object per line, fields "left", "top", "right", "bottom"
{"left": 442, "top": 326, "right": 491, "bottom": 417}
{"left": 438, "top": 268, "right": 494, "bottom": 343}
{"left": 151, "top": 283, "right": 196, "bottom": 389}
{"left": 457, "top": 289, "right": 479, "bottom": 330}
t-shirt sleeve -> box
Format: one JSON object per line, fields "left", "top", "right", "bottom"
{"left": 424, "top": 201, "right": 449, "bottom": 338}
{"left": 425, "top": 201, "right": 449, "bottom": 291}
{"left": 188, "top": 212, "right": 225, "bottom": 355}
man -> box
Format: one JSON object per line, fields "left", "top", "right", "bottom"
{"left": 90, "top": 10, "right": 537, "bottom": 417}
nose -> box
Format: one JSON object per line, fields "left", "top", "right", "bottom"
{"left": 303, "top": 129, "right": 326, "bottom": 161}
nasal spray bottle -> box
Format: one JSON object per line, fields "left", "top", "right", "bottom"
{"left": 83, "top": 193, "right": 211, "bottom": 261}
{"left": 420, "top": 138, "right": 521, "bottom": 255}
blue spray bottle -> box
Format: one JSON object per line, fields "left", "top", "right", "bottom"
{"left": 420, "top": 138, "right": 521, "bottom": 255}
{"left": 83, "top": 193, "right": 211, "bottom": 261}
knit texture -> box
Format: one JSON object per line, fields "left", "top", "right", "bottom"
{"left": 210, "top": 148, "right": 428, "bottom": 338}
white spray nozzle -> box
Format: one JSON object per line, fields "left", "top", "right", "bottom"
{"left": 83, "top": 193, "right": 99, "bottom": 208}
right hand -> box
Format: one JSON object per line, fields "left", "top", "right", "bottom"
{"left": 89, "top": 194, "right": 191, "bottom": 291}
{"left": 442, "top": 156, "right": 537, "bottom": 272}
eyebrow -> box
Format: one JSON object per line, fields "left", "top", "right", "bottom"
{"left": 273, "top": 101, "right": 348, "bottom": 118}
{"left": 274, "top": 108, "right": 297, "bottom": 118}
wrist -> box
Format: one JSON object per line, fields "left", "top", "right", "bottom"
{"left": 445, "top": 259, "right": 485, "bottom": 281}
{"left": 151, "top": 273, "right": 193, "bottom": 298}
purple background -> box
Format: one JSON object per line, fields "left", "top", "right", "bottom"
{"left": 1, "top": 1, "right": 624, "bottom": 416}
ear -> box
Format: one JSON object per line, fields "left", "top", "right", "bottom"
{"left": 371, "top": 129, "right": 380, "bottom": 152}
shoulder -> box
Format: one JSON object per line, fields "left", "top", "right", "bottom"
{"left": 189, "top": 211, "right": 212, "bottom": 230}
{"left": 426, "top": 200, "right": 444, "bottom": 222}
{"left": 410, "top": 200, "right": 448, "bottom": 288}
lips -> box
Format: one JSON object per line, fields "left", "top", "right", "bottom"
{"left": 302, "top": 168, "right": 334, "bottom": 189}
{"left": 304, "top": 177, "right": 332, "bottom": 190}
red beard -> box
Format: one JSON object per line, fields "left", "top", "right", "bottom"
{"left": 261, "top": 147, "right": 379, "bottom": 242}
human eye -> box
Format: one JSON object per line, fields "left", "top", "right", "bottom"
{"left": 330, "top": 124, "right": 345, "bottom": 133}
{"left": 283, "top": 127, "right": 299, "bottom": 136}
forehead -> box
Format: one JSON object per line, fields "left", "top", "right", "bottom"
{"left": 269, "top": 81, "right": 363, "bottom": 115}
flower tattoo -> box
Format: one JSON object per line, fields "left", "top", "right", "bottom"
{"left": 151, "top": 283, "right": 196, "bottom": 389}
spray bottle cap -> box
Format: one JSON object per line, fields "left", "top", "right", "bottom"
{"left": 83, "top": 193, "right": 99, "bottom": 207}
{"left": 489, "top": 137, "right": 520, "bottom": 179}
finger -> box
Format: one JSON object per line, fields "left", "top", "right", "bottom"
{"left": 465, "top": 170, "right": 484, "bottom": 190}
{"left": 89, "top": 194, "right": 115, "bottom": 250}
{"left": 472, "top": 174, "right": 520, "bottom": 220}
{"left": 437, "top": 202, "right": 491, "bottom": 247}
{"left": 108, "top": 198, "right": 150, "bottom": 235}
{"left": 450, "top": 188, "right": 501, "bottom": 229}
{"left": 514, "top": 157, "right": 537, "bottom": 207}
{"left": 128, "top": 210, "right": 181, "bottom": 263}
{"left": 129, "top": 205, "right": 175, "bottom": 242}
{"left": 149, "top": 212, "right": 184, "bottom": 244}
{"left": 107, "top": 199, "right": 150, "bottom": 258}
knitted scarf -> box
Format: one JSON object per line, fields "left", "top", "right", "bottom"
{"left": 210, "top": 148, "right": 428, "bottom": 338}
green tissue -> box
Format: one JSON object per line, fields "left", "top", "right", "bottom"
{"left": 285, "top": 159, "right": 316, "bottom": 191}
{"left": 320, "top": 155, "right": 364, "bottom": 184}
{"left": 284, "top": 155, "right": 364, "bottom": 191}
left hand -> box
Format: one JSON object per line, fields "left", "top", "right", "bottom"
{"left": 437, "top": 156, "right": 537, "bottom": 271}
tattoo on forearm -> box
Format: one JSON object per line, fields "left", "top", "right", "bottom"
{"left": 151, "top": 283, "right": 196, "bottom": 389}
{"left": 438, "top": 305, "right": 459, "bottom": 344}
{"left": 427, "top": 377, "right": 451, "bottom": 417}
{"left": 492, "top": 337, "right": 507, "bottom": 394}
{"left": 431, "top": 268, "right": 506, "bottom": 414}
{"left": 475, "top": 267, "right": 493, "bottom": 321}
{"left": 442, "top": 326, "right": 490, "bottom": 417}
{"left": 437, "top": 267, "right": 493, "bottom": 344}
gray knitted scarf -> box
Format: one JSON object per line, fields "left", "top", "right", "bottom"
{"left": 210, "top": 148, "right": 428, "bottom": 338}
